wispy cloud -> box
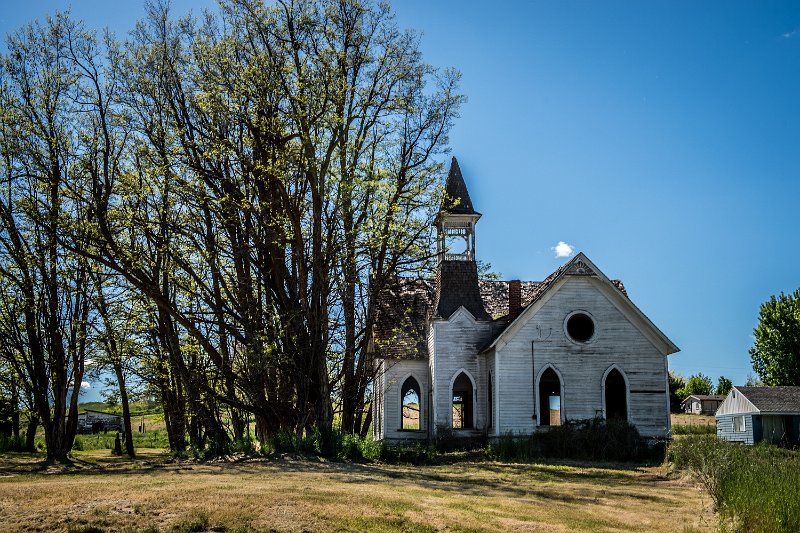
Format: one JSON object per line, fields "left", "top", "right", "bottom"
{"left": 552, "top": 241, "right": 575, "bottom": 258}
{"left": 80, "top": 381, "right": 91, "bottom": 389}
{"left": 782, "top": 28, "right": 799, "bottom": 39}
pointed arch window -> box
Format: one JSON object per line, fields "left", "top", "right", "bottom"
{"left": 604, "top": 368, "right": 628, "bottom": 421}
{"left": 538, "top": 367, "right": 562, "bottom": 426}
{"left": 452, "top": 372, "right": 474, "bottom": 429}
{"left": 401, "top": 377, "right": 421, "bottom": 430}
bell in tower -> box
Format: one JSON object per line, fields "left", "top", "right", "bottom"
{"left": 433, "top": 158, "right": 490, "bottom": 320}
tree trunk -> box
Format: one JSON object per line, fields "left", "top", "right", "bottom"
{"left": 25, "top": 415, "right": 38, "bottom": 452}
{"left": 113, "top": 361, "right": 135, "bottom": 457}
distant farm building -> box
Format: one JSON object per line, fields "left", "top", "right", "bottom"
{"left": 76, "top": 410, "right": 124, "bottom": 434}
{"left": 716, "top": 386, "right": 800, "bottom": 445}
{"left": 681, "top": 394, "right": 726, "bottom": 415}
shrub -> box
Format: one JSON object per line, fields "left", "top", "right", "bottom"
{"left": 487, "top": 418, "right": 654, "bottom": 463}
{"left": 0, "top": 434, "right": 26, "bottom": 453}
{"left": 378, "top": 441, "right": 437, "bottom": 465}
{"left": 667, "top": 435, "right": 800, "bottom": 532}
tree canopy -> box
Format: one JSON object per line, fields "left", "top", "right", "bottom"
{"left": 0, "top": 0, "right": 462, "bottom": 461}
{"left": 750, "top": 289, "right": 800, "bottom": 386}
{"left": 676, "top": 373, "right": 713, "bottom": 401}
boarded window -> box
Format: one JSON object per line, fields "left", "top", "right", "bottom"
{"left": 734, "top": 415, "right": 746, "bottom": 432}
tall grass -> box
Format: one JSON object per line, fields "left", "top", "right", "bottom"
{"left": 672, "top": 423, "right": 716, "bottom": 435}
{"left": 667, "top": 435, "right": 800, "bottom": 532}
{"left": 487, "top": 418, "right": 661, "bottom": 462}
{"left": 72, "top": 430, "right": 171, "bottom": 452}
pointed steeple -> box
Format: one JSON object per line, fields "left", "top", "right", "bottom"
{"left": 432, "top": 157, "right": 489, "bottom": 321}
{"left": 441, "top": 157, "right": 477, "bottom": 215}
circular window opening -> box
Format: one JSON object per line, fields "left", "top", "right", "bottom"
{"left": 566, "top": 313, "right": 594, "bottom": 343}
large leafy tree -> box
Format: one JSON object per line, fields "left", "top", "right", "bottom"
{"left": 676, "top": 373, "right": 713, "bottom": 401}
{"left": 715, "top": 376, "right": 732, "bottom": 396}
{"left": 0, "top": 13, "right": 97, "bottom": 462}
{"left": 0, "top": 0, "right": 460, "bottom": 455}
{"left": 750, "top": 289, "right": 800, "bottom": 386}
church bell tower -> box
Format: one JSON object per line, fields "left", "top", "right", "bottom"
{"left": 433, "top": 158, "right": 490, "bottom": 321}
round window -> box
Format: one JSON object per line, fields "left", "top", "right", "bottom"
{"left": 566, "top": 312, "right": 594, "bottom": 343}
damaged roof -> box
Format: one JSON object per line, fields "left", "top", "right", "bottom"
{"left": 372, "top": 270, "right": 628, "bottom": 360}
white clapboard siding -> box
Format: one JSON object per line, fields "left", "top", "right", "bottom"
{"left": 430, "top": 307, "right": 493, "bottom": 434}
{"left": 380, "top": 359, "right": 431, "bottom": 441}
{"left": 496, "top": 276, "right": 670, "bottom": 438}
{"left": 716, "top": 388, "right": 759, "bottom": 416}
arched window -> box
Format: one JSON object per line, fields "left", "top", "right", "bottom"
{"left": 452, "top": 372, "right": 473, "bottom": 429}
{"left": 401, "top": 376, "right": 421, "bottom": 430}
{"left": 604, "top": 368, "right": 627, "bottom": 421}
{"left": 538, "top": 367, "right": 561, "bottom": 426}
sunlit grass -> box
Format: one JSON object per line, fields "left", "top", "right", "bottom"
{"left": 0, "top": 449, "right": 714, "bottom": 532}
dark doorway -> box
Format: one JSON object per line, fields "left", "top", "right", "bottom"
{"left": 605, "top": 368, "right": 627, "bottom": 421}
{"left": 538, "top": 368, "right": 561, "bottom": 426}
{"left": 452, "top": 372, "right": 473, "bottom": 429}
{"left": 401, "top": 377, "right": 421, "bottom": 430}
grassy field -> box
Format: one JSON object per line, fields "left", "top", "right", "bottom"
{"left": 0, "top": 450, "right": 715, "bottom": 532}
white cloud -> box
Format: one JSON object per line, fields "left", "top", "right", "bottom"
{"left": 80, "top": 381, "right": 91, "bottom": 390}
{"left": 552, "top": 241, "right": 575, "bottom": 258}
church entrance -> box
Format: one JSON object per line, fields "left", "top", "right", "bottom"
{"left": 452, "top": 372, "right": 473, "bottom": 429}
{"left": 538, "top": 368, "right": 561, "bottom": 426}
{"left": 604, "top": 368, "right": 627, "bottom": 421}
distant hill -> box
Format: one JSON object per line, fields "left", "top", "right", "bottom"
{"left": 77, "top": 401, "right": 163, "bottom": 416}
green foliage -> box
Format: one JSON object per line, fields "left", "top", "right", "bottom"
{"left": 667, "top": 436, "right": 800, "bottom": 532}
{"left": 0, "top": 434, "right": 26, "bottom": 453}
{"left": 715, "top": 375, "right": 733, "bottom": 396}
{"left": 750, "top": 289, "right": 800, "bottom": 385}
{"left": 745, "top": 373, "right": 764, "bottom": 387}
{"left": 676, "top": 373, "right": 713, "bottom": 401}
{"left": 668, "top": 371, "right": 686, "bottom": 412}
{"left": 487, "top": 418, "right": 659, "bottom": 463}
{"left": 672, "top": 424, "right": 716, "bottom": 435}
{"left": 265, "top": 428, "right": 383, "bottom": 462}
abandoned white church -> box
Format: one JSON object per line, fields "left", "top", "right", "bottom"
{"left": 370, "top": 158, "right": 679, "bottom": 442}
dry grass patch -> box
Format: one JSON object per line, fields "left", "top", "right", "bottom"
{"left": 0, "top": 449, "right": 714, "bottom": 532}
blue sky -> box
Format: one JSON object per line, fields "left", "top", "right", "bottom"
{"left": 3, "top": 1, "right": 799, "bottom": 400}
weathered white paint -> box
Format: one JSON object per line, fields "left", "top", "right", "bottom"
{"left": 716, "top": 387, "right": 759, "bottom": 416}
{"left": 372, "top": 253, "right": 677, "bottom": 442}
{"left": 377, "top": 358, "right": 430, "bottom": 441}
{"left": 495, "top": 275, "right": 671, "bottom": 438}
{"left": 429, "top": 306, "right": 492, "bottom": 435}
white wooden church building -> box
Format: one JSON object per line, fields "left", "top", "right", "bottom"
{"left": 370, "top": 158, "right": 678, "bottom": 441}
